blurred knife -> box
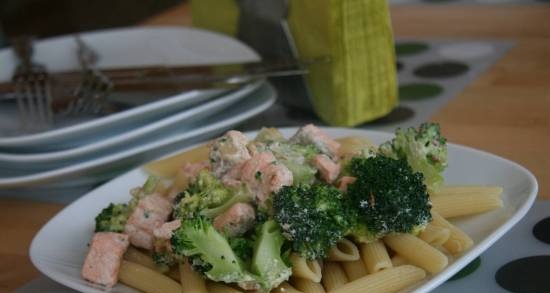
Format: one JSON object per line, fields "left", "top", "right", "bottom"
{"left": 0, "top": 59, "right": 310, "bottom": 94}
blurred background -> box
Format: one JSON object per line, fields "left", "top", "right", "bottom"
{"left": 0, "top": 0, "right": 186, "bottom": 46}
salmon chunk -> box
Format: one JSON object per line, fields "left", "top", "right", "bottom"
{"left": 182, "top": 161, "right": 209, "bottom": 180}
{"left": 153, "top": 219, "right": 182, "bottom": 241}
{"left": 313, "top": 154, "right": 341, "bottom": 183}
{"left": 210, "top": 130, "right": 252, "bottom": 178}
{"left": 125, "top": 194, "right": 173, "bottom": 250}
{"left": 239, "top": 152, "right": 293, "bottom": 206}
{"left": 290, "top": 124, "right": 340, "bottom": 158}
{"left": 337, "top": 176, "right": 356, "bottom": 192}
{"left": 213, "top": 203, "right": 256, "bottom": 237}
{"left": 81, "top": 232, "right": 129, "bottom": 288}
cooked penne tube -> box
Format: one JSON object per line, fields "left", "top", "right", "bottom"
{"left": 165, "top": 168, "right": 191, "bottom": 200}
{"left": 124, "top": 247, "right": 158, "bottom": 271}
{"left": 336, "top": 136, "right": 376, "bottom": 159}
{"left": 341, "top": 259, "right": 368, "bottom": 281}
{"left": 179, "top": 260, "right": 208, "bottom": 293}
{"left": 359, "top": 240, "right": 392, "bottom": 274}
{"left": 431, "top": 192, "right": 503, "bottom": 218}
{"left": 290, "top": 253, "right": 323, "bottom": 283}
{"left": 321, "top": 262, "right": 348, "bottom": 292}
{"left": 390, "top": 255, "right": 409, "bottom": 267}
{"left": 118, "top": 260, "right": 181, "bottom": 293}
{"left": 291, "top": 277, "right": 326, "bottom": 293}
{"left": 207, "top": 281, "right": 243, "bottom": 293}
{"left": 273, "top": 282, "right": 304, "bottom": 293}
{"left": 327, "top": 238, "right": 360, "bottom": 261}
{"left": 329, "top": 265, "right": 426, "bottom": 293}
{"left": 430, "top": 211, "right": 474, "bottom": 254}
{"left": 154, "top": 181, "right": 169, "bottom": 196}
{"left": 432, "top": 185, "right": 503, "bottom": 197}
{"left": 166, "top": 266, "right": 180, "bottom": 281}
{"left": 383, "top": 234, "right": 448, "bottom": 274}
{"left": 418, "top": 224, "right": 451, "bottom": 246}
{"left": 143, "top": 144, "right": 209, "bottom": 178}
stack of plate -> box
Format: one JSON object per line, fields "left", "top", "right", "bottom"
{"left": 0, "top": 27, "right": 276, "bottom": 201}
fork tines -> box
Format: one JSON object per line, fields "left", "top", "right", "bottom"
{"left": 12, "top": 64, "right": 53, "bottom": 132}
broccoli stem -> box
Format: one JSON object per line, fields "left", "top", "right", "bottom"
{"left": 251, "top": 220, "right": 292, "bottom": 290}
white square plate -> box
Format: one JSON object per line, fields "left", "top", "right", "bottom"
{"left": 29, "top": 128, "right": 538, "bottom": 293}
{"left": 0, "top": 26, "right": 259, "bottom": 150}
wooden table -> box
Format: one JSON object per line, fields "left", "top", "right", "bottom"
{"left": 2, "top": 3, "right": 549, "bottom": 293}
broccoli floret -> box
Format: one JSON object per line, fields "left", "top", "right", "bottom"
{"left": 171, "top": 217, "right": 256, "bottom": 285}
{"left": 96, "top": 176, "right": 159, "bottom": 232}
{"left": 257, "top": 142, "right": 320, "bottom": 185}
{"left": 129, "top": 175, "right": 160, "bottom": 209}
{"left": 94, "top": 203, "right": 131, "bottom": 233}
{"left": 379, "top": 123, "right": 448, "bottom": 191}
{"left": 229, "top": 236, "right": 255, "bottom": 263}
{"left": 346, "top": 155, "right": 432, "bottom": 241}
{"left": 273, "top": 184, "right": 350, "bottom": 260}
{"left": 250, "top": 220, "right": 292, "bottom": 290}
{"left": 152, "top": 250, "right": 176, "bottom": 269}
{"left": 174, "top": 171, "right": 251, "bottom": 219}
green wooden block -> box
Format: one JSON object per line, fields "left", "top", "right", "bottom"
{"left": 191, "top": 0, "right": 398, "bottom": 126}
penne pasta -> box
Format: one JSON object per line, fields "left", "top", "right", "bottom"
{"left": 124, "top": 247, "right": 158, "bottom": 271}
{"left": 81, "top": 127, "right": 505, "bottom": 293}
{"left": 432, "top": 185, "right": 503, "bottom": 197}
{"left": 431, "top": 192, "right": 503, "bottom": 218}
{"left": 207, "top": 281, "right": 243, "bottom": 293}
{"left": 341, "top": 259, "right": 368, "bottom": 281}
{"left": 359, "top": 240, "right": 392, "bottom": 274}
{"left": 390, "top": 255, "right": 409, "bottom": 267}
{"left": 291, "top": 278, "right": 326, "bottom": 293}
{"left": 321, "top": 262, "right": 348, "bottom": 292}
{"left": 430, "top": 211, "right": 474, "bottom": 254}
{"left": 327, "top": 238, "right": 360, "bottom": 262}
{"left": 289, "top": 253, "right": 323, "bottom": 283}
{"left": 118, "top": 260, "right": 181, "bottom": 293}
{"left": 166, "top": 266, "right": 180, "bottom": 281}
{"left": 329, "top": 265, "right": 426, "bottom": 293}
{"left": 143, "top": 144, "right": 210, "bottom": 178}
{"left": 165, "top": 168, "right": 191, "bottom": 200}
{"left": 179, "top": 260, "right": 208, "bottom": 293}
{"left": 383, "top": 234, "right": 448, "bottom": 274}
{"left": 418, "top": 224, "right": 451, "bottom": 246}
{"left": 336, "top": 136, "right": 376, "bottom": 160}
{"left": 273, "top": 282, "right": 304, "bottom": 293}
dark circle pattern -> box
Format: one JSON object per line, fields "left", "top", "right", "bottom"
{"left": 395, "top": 42, "right": 429, "bottom": 56}
{"left": 533, "top": 217, "right": 550, "bottom": 244}
{"left": 368, "top": 106, "right": 415, "bottom": 125}
{"left": 448, "top": 257, "right": 481, "bottom": 282}
{"left": 495, "top": 255, "right": 550, "bottom": 293}
{"left": 399, "top": 83, "right": 443, "bottom": 100}
{"left": 413, "top": 61, "right": 469, "bottom": 78}
{"left": 396, "top": 61, "right": 404, "bottom": 72}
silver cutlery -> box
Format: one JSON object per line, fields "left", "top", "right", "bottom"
{"left": 62, "top": 35, "right": 114, "bottom": 115}
{"left": 10, "top": 36, "right": 53, "bottom": 131}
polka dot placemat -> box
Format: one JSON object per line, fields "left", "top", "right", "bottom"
{"left": 390, "top": 0, "right": 549, "bottom": 4}
{"left": 241, "top": 39, "right": 513, "bottom": 133}
{"left": 432, "top": 200, "right": 550, "bottom": 293}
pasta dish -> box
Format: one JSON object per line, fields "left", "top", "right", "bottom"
{"left": 80, "top": 124, "right": 503, "bottom": 293}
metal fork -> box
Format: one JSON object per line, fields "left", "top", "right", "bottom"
{"left": 62, "top": 35, "right": 113, "bottom": 115}
{"left": 11, "top": 36, "right": 53, "bottom": 131}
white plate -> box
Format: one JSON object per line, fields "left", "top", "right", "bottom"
{"left": 29, "top": 127, "right": 538, "bottom": 293}
{"left": 0, "top": 26, "right": 259, "bottom": 150}
{"left": 0, "top": 81, "right": 263, "bottom": 170}
{"left": 0, "top": 82, "right": 275, "bottom": 188}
